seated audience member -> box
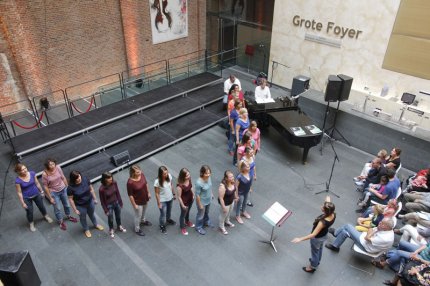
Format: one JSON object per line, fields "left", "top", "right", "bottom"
{"left": 382, "top": 260, "right": 430, "bottom": 286}
{"left": 357, "top": 175, "right": 388, "bottom": 208}
{"left": 254, "top": 78, "right": 272, "bottom": 102}
{"left": 368, "top": 168, "right": 400, "bottom": 205}
{"left": 399, "top": 212, "right": 430, "bottom": 229}
{"left": 403, "top": 191, "right": 430, "bottom": 213}
{"left": 355, "top": 204, "right": 385, "bottom": 232}
{"left": 359, "top": 199, "right": 398, "bottom": 218}
{"left": 372, "top": 239, "right": 430, "bottom": 272}
{"left": 355, "top": 158, "right": 387, "bottom": 189}
{"left": 395, "top": 224, "right": 428, "bottom": 246}
{"left": 224, "top": 74, "right": 241, "bottom": 106}
{"left": 404, "top": 168, "right": 430, "bottom": 193}
{"left": 325, "top": 218, "right": 395, "bottom": 253}
{"left": 354, "top": 149, "right": 388, "bottom": 182}
{"left": 385, "top": 147, "right": 402, "bottom": 171}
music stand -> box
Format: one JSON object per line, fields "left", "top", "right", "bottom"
{"left": 261, "top": 202, "right": 292, "bottom": 252}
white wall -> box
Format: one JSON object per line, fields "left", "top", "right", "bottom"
{"left": 270, "top": 0, "right": 430, "bottom": 112}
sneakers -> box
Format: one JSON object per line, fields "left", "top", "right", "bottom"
{"left": 67, "top": 216, "right": 78, "bottom": 223}
{"left": 241, "top": 212, "right": 251, "bottom": 219}
{"left": 59, "top": 221, "right": 67, "bottom": 231}
{"left": 84, "top": 230, "right": 92, "bottom": 238}
{"left": 357, "top": 201, "right": 367, "bottom": 208}
{"left": 236, "top": 216, "right": 244, "bottom": 224}
{"left": 196, "top": 228, "right": 206, "bottom": 235}
{"left": 29, "top": 222, "right": 36, "bottom": 232}
{"left": 109, "top": 229, "right": 115, "bottom": 239}
{"left": 160, "top": 225, "right": 167, "bottom": 234}
{"left": 225, "top": 221, "right": 235, "bottom": 228}
{"left": 325, "top": 243, "right": 339, "bottom": 252}
{"left": 167, "top": 219, "right": 176, "bottom": 225}
{"left": 247, "top": 201, "right": 254, "bottom": 207}
{"left": 135, "top": 230, "right": 145, "bottom": 236}
{"left": 355, "top": 181, "right": 364, "bottom": 186}
{"left": 95, "top": 224, "right": 104, "bottom": 231}
{"left": 181, "top": 228, "right": 189, "bottom": 236}
{"left": 219, "top": 227, "right": 228, "bottom": 235}
{"left": 186, "top": 221, "right": 195, "bottom": 228}
{"left": 353, "top": 177, "right": 360, "bottom": 182}
{"left": 328, "top": 227, "right": 336, "bottom": 237}
{"left": 44, "top": 215, "right": 53, "bottom": 223}
{"left": 117, "top": 225, "right": 127, "bottom": 233}
{"left": 141, "top": 220, "right": 152, "bottom": 226}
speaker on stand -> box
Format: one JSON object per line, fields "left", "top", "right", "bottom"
{"left": 0, "top": 251, "right": 41, "bottom": 286}
{"left": 320, "top": 74, "right": 353, "bottom": 154}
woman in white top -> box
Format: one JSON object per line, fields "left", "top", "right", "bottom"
{"left": 254, "top": 78, "right": 272, "bottom": 102}
{"left": 154, "top": 166, "right": 176, "bottom": 234}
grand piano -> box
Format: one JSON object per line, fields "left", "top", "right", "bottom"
{"left": 246, "top": 96, "right": 322, "bottom": 163}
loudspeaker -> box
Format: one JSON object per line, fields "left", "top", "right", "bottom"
{"left": 337, "top": 74, "right": 353, "bottom": 101}
{"left": 0, "top": 251, "right": 41, "bottom": 286}
{"left": 324, "top": 75, "right": 342, "bottom": 102}
{"left": 401, "top": 93, "right": 416, "bottom": 105}
{"left": 0, "top": 112, "right": 3, "bottom": 124}
{"left": 111, "top": 150, "right": 130, "bottom": 167}
{"left": 291, "top": 75, "right": 310, "bottom": 96}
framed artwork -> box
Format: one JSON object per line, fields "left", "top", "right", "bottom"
{"left": 149, "top": 0, "right": 188, "bottom": 44}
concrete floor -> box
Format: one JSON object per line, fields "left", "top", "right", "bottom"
{"left": 0, "top": 123, "right": 410, "bottom": 285}
{"left": 0, "top": 68, "right": 411, "bottom": 285}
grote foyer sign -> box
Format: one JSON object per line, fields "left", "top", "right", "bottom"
{"left": 292, "top": 15, "right": 363, "bottom": 39}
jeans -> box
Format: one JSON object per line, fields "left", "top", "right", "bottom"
{"left": 219, "top": 203, "right": 233, "bottom": 228}
{"left": 332, "top": 224, "right": 366, "bottom": 250}
{"left": 134, "top": 204, "right": 148, "bottom": 232}
{"left": 179, "top": 200, "right": 194, "bottom": 228}
{"left": 107, "top": 202, "right": 122, "bottom": 230}
{"left": 195, "top": 204, "right": 211, "bottom": 230}
{"left": 23, "top": 194, "right": 47, "bottom": 223}
{"left": 386, "top": 241, "right": 420, "bottom": 272}
{"left": 76, "top": 200, "right": 97, "bottom": 231}
{"left": 235, "top": 192, "right": 249, "bottom": 217}
{"left": 159, "top": 199, "right": 173, "bottom": 227}
{"left": 309, "top": 236, "right": 327, "bottom": 269}
{"left": 51, "top": 188, "right": 71, "bottom": 222}
{"left": 227, "top": 129, "right": 235, "bottom": 153}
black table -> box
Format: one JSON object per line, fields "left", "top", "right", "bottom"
{"left": 268, "top": 110, "right": 322, "bottom": 163}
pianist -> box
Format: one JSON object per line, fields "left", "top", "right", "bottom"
{"left": 254, "top": 78, "right": 273, "bottom": 103}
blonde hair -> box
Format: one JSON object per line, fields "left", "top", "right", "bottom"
{"left": 239, "top": 108, "right": 248, "bottom": 116}
{"left": 129, "top": 165, "right": 141, "bottom": 178}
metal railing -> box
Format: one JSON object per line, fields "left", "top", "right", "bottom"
{"left": 4, "top": 48, "right": 255, "bottom": 137}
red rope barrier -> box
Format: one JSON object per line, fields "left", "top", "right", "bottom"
{"left": 12, "top": 111, "right": 45, "bottom": 129}
{"left": 71, "top": 97, "right": 94, "bottom": 114}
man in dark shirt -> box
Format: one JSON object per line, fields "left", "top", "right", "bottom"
{"left": 361, "top": 158, "right": 387, "bottom": 190}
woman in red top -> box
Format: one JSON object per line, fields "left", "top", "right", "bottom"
{"left": 176, "top": 168, "right": 195, "bottom": 236}
{"left": 127, "top": 165, "right": 152, "bottom": 236}
{"left": 99, "top": 172, "right": 126, "bottom": 238}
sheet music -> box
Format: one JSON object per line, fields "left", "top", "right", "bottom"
{"left": 262, "top": 202, "right": 290, "bottom": 227}
{"left": 255, "top": 98, "right": 275, "bottom": 104}
{"left": 305, "top": 125, "right": 322, "bottom": 134}
{"left": 290, "top": 127, "right": 306, "bottom": 136}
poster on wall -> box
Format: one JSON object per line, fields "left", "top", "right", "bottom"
{"left": 149, "top": 0, "right": 188, "bottom": 44}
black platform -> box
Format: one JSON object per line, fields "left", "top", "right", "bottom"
{"left": 15, "top": 72, "right": 225, "bottom": 180}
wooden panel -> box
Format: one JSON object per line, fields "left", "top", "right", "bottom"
{"left": 383, "top": 0, "right": 430, "bottom": 79}
{"left": 393, "top": 0, "right": 430, "bottom": 39}
{"left": 383, "top": 35, "right": 430, "bottom": 80}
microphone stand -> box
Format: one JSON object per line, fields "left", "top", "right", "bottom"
{"left": 315, "top": 137, "right": 340, "bottom": 198}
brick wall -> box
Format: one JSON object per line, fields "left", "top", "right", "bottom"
{"left": 0, "top": 0, "right": 206, "bottom": 114}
